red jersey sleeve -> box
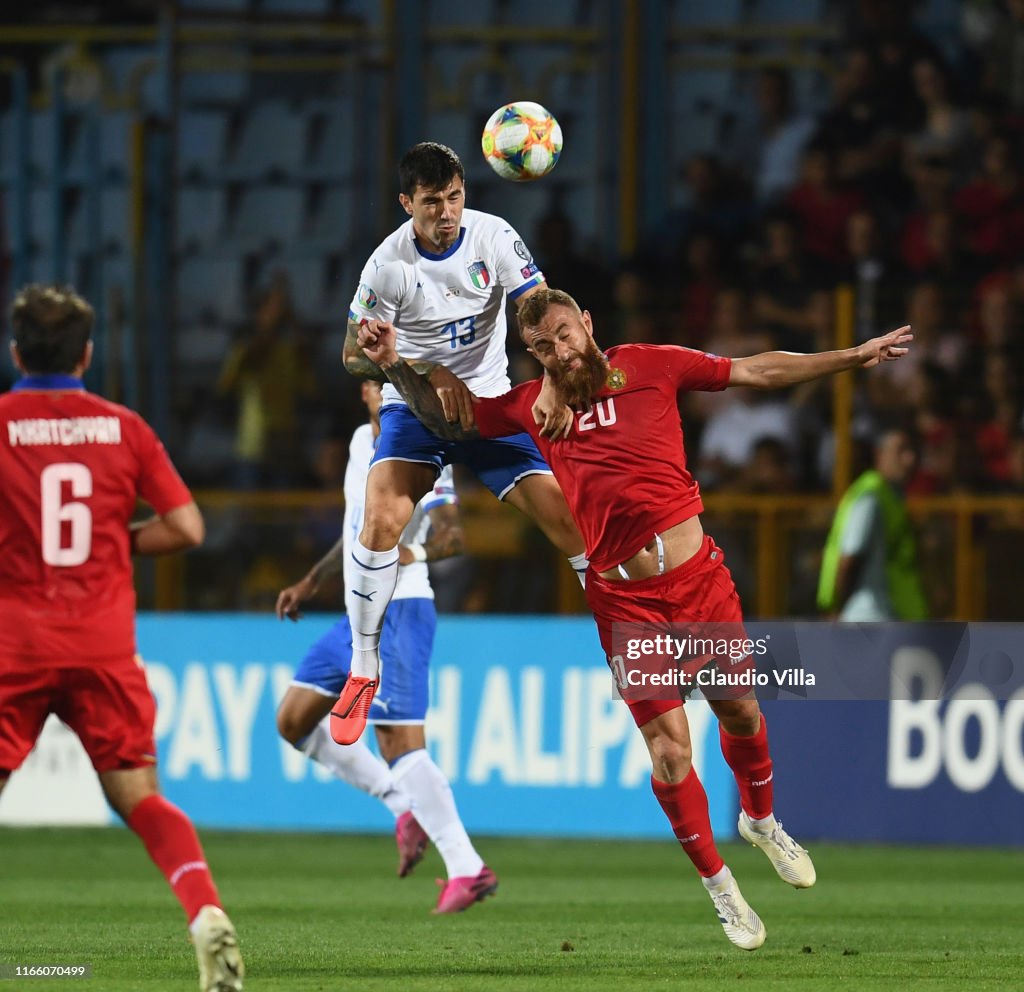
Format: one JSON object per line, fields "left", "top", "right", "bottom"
{"left": 661, "top": 344, "right": 732, "bottom": 392}
{"left": 128, "top": 412, "right": 193, "bottom": 513}
{"left": 473, "top": 381, "right": 539, "bottom": 439}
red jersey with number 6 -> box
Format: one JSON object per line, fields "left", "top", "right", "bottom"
{"left": 474, "top": 343, "right": 732, "bottom": 572}
{"left": 0, "top": 380, "right": 192, "bottom": 660}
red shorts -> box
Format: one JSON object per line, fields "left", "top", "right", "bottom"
{"left": 585, "top": 535, "right": 750, "bottom": 728}
{"left": 0, "top": 653, "right": 157, "bottom": 776}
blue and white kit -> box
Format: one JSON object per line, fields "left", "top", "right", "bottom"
{"left": 290, "top": 424, "right": 455, "bottom": 723}
{"left": 349, "top": 207, "right": 551, "bottom": 499}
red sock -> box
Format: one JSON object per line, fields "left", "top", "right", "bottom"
{"left": 127, "top": 794, "right": 221, "bottom": 922}
{"left": 719, "top": 714, "right": 774, "bottom": 820}
{"left": 651, "top": 768, "right": 724, "bottom": 877}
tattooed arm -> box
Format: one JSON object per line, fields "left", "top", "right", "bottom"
{"left": 343, "top": 319, "right": 444, "bottom": 382}
{"left": 357, "top": 320, "right": 481, "bottom": 440}
{"left": 398, "top": 502, "right": 465, "bottom": 564}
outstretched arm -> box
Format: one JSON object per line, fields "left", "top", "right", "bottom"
{"left": 729, "top": 325, "right": 912, "bottom": 389}
{"left": 359, "top": 321, "right": 481, "bottom": 442}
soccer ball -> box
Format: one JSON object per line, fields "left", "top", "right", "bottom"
{"left": 481, "top": 102, "right": 562, "bottom": 182}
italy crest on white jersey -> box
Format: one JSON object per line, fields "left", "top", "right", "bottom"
{"left": 348, "top": 208, "right": 544, "bottom": 406}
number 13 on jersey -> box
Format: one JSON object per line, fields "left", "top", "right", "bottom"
{"left": 442, "top": 316, "right": 477, "bottom": 349}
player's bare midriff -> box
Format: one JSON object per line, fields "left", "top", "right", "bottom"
{"left": 597, "top": 516, "right": 705, "bottom": 582}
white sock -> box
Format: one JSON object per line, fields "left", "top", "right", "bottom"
{"left": 567, "top": 551, "right": 589, "bottom": 589}
{"left": 346, "top": 538, "right": 400, "bottom": 679}
{"left": 747, "top": 812, "right": 777, "bottom": 832}
{"left": 702, "top": 865, "right": 731, "bottom": 890}
{"left": 301, "top": 717, "right": 410, "bottom": 817}
{"left": 390, "top": 748, "right": 483, "bottom": 879}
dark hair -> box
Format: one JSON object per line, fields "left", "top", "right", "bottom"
{"left": 517, "top": 287, "right": 582, "bottom": 339}
{"left": 398, "top": 142, "right": 465, "bottom": 197}
{"left": 10, "top": 283, "right": 94, "bottom": 374}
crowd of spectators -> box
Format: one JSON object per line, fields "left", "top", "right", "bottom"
{"left": 554, "top": 1, "right": 1024, "bottom": 496}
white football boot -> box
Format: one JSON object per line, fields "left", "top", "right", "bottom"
{"left": 738, "top": 811, "right": 817, "bottom": 889}
{"left": 703, "top": 867, "right": 766, "bottom": 950}
{"left": 192, "top": 905, "right": 244, "bottom": 992}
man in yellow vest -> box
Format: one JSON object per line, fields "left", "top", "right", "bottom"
{"left": 818, "top": 429, "right": 928, "bottom": 620}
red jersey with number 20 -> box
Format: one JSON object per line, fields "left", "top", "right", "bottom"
{"left": 474, "top": 344, "right": 732, "bottom": 572}
{"left": 0, "top": 380, "right": 192, "bottom": 660}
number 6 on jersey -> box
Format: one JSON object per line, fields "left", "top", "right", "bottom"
{"left": 40, "top": 462, "right": 93, "bottom": 566}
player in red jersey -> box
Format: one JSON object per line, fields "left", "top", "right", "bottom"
{"left": 0, "top": 285, "right": 243, "bottom": 992}
{"left": 357, "top": 287, "right": 913, "bottom": 951}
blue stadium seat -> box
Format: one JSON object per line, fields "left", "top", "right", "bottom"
{"left": 177, "top": 111, "right": 230, "bottom": 178}
{"left": 673, "top": 108, "right": 722, "bottom": 159}
{"left": 100, "top": 111, "right": 136, "bottom": 181}
{"left": 177, "top": 255, "right": 247, "bottom": 323}
{"left": 179, "top": 0, "right": 251, "bottom": 11}
{"left": 0, "top": 112, "right": 14, "bottom": 183}
{"left": 303, "top": 99, "right": 357, "bottom": 181}
{"left": 277, "top": 256, "right": 332, "bottom": 320}
{"left": 28, "top": 112, "right": 59, "bottom": 181}
{"left": 750, "top": 0, "right": 824, "bottom": 21}
{"left": 67, "top": 187, "right": 131, "bottom": 256}
{"left": 258, "top": 0, "right": 332, "bottom": 13}
{"left": 424, "top": 0, "right": 492, "bottom": 25}
{"left": 177, "top": 186, "right": 229, "bottom": 252}
{"left": 423, "top": 110, "right": 470, "bottom": 161}
{"left": 226, "top": 184, "right": 306, "bottom": 250}
{"left": 673, "top": 0, "right": 742, "bottom": 25}
{"left": 180, "top": 70, "right": 249, "bottom": 108}
{"left": 303, "top": 186, "right": 353, "bottom": 247}
{"left": 677, "top": 69, "right": 736, "bottom": 112}
{"left": 225, "top": 101, "right": 308, "bottom": 180}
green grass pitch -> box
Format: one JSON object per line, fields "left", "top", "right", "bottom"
{"left": 1, "top": 827, "right": 1021, "bottom": 991}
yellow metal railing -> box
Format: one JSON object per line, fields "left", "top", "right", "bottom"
{"left": 148, "top": 489, "right": 1024, "bottom": 621}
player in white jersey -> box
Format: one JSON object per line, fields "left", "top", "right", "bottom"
{"left": 337, "top": 142, "right": 586, "bottom": 762}
{"left": 275, "top": 382, "right": 496, "bottom": 914}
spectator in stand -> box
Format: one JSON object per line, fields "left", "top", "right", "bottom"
{"left": 815, "top": 45, "right": 903, "bottom": 194}
{"left": 840, "top": 207, "right": 906, "bottom": 341}
{"left": 953, "top": 133, "right": 1024, "bottom": 265}
{"left": 980, "top": 0, "right": 1024, "bottom": 114}
{"left": 608, "top": 260, "right": 665, "bottom": 346}
{"left": 736, "top": 436, "right": 797, "bottom": 494}
{"left": 787, "top": 142, "right": 865, "bottom": 269}
{"left": 901, "top": 200, "right": 981, "bottom": 304}
{"left": 217, "top": 272, "right": 317, "bottom": 489}
{"left": 847, "top": 0, "right": 947, "bottom": 129}
{"left": 728, "top": 68, "right": 817, "bottom": 206}
{"left": 668, "top": 230, "right": 726, "bottom": 348}
{"left": 688, "top": 288, "right": 774, "bottom": 424}
{"left": 974, "top": 276, "right": 1024, "bottom": 365}
{"left": 696, "top": 388, "right": 796, "bottom": 491}
{"left": 899, "top": 152, "right": 957, "bottom": 270}
{"left": 751, "top": 211, "right": 821, "bottom": 352}
{"left": 534, "top": 209, "right": 613, "bottom": 332}
{"left": 905, "top": 57, "right": 973, "bottom": 178}
{"left": 902, "top": 362, "right": 963, "bottom": 496}
{"left": 653, "top": 154, "right": 750, "bottom": 262}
